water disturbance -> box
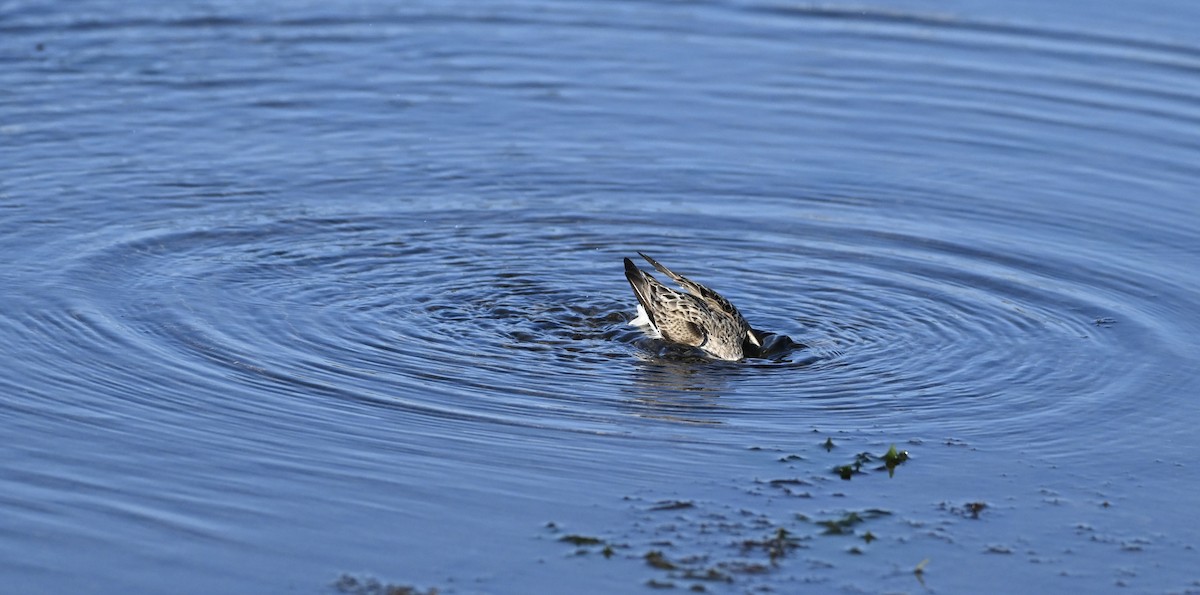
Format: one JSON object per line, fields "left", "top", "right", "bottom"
{"left": 2, "top": 0, "right": 1199, "bottom": 593}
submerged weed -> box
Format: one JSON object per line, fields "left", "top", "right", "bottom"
{"left": 740, "top": 527, "right": 802, "bottom": 562}
{"left": 834, "top": 445, "right": 910, "bottom": 479}
{"left": 914, "top": 558, "right": 930, "bottom": 579}
{"left": 333, "top": 574, "right": 438, "bottom": 595}
{"left": 552, "top": 438, "right": 915, "bottom": 590}
{"left": 940, "top": 501, "right": 987, "bottom": 519}
{"left": 881, "top": 444, "right": 910, "bottom": 477}
{"left": 818, "top": 512, "right": 865, "bottom": 535}
{"left": 965, "top": 501, "right": 987, "bottom": 519}
{"left": 682, "top": 567, "right": 732, "bottom": 583}
{"left": 559, "top": 534, "right": 605, "bottom": 546}
{"left": 645, "top": 550, "right": 677, "bottom": 570}
{"left": 814, "top": 509, "right": 892, "bottom": 535}
{"left": 834, "top": 464, "right": 860, "bottom": 480}
{"left": 650, "top": 500, "right": 695, "bottom": 511}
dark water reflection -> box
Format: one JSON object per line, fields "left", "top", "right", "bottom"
{"left": 2, "top": 0, "right": 1200, "bottom": 593}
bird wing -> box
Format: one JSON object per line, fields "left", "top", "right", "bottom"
{"left": 624, "top": 257, "right": 709, "bottom": 348}
{"left": 637, "top": 252, "right": 747, "bottom": 324}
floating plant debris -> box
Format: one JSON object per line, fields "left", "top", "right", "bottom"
{"left": 817, "top": 512, "right": 864, "bottom": 535}
{"left": 682, "top": 567, "right": 732, "bottom": 583}
{"left": 650, "top": 500, "right": 695, "bottom": 511}
{"left": 551, "top": 440, "right": 916, "bottom": 589}
{"left": 881, "top": 444, "right": 910, "bottom": 477}
{"left": 559, "top": 534, "right": 605, "bottom": 546}
{"left": 914, "top": 558, "right": 931, "bottom": 577}
{"left": 814, "top": 509, "right": 892, "bottom": 535}
{"left": 645, "top": 550, "right": 678, "bottom": 570}
{"left": 741, "top": 527, "right": 802, "bottom": 562}
{"left": 834, "top": 464, "right": 860, "bottom": 480}
{"left": 965, "top": 501, "right": 987, "bottom": 519}
{"left": 940, "top": 501, "right": 988, "bottom": 519}
{"left": 333, "top": 574, "right": 438, "bottom": 595}
{"left": 833, "top": 445, "right": 910, "bottom": 479}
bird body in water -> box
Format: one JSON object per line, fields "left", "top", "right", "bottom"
{"left": 623, "top": 252, "right": 765, "bottom": 361}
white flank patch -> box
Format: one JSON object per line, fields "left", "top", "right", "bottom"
{"left": 629, "top": 304, "right": 661, "bottom": 338}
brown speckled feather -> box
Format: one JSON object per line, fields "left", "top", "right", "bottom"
{"left": 637, "top": 251, "right": 751, "bottom": 329}
{"left": 624, "top": 253, "right": 759, "bottom": 361}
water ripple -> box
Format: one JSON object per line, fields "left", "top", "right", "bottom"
{"left": 3, "top": 1, "right": 1200, "bottom": 591}
{"left": 18, "top": 202, "right": 1171, "bottom": 458}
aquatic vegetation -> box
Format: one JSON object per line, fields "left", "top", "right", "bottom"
{"left": 914, "top": 558, "right": 931, "bottom": 582}
{"left": 964, "top": 501, "right": 987, "bottom": 519}
{"left": 882, "top": 444, "right": 910, "bottom": 477}
{"left": 834, "top": 464, "right": 862, "bottom": 480}
{"left": 741, "top": 527, "right": 803, "bottom": 562}
{"left": 333, "top": 574, "right": 438, "bottom": 595}
{"left": 546, "top": 524, "right": 619, "bottom": 557}
{"left": 832, "top": 452, "right": 872, "bottom": 480}
{"left": 552, "top": 439, "right": 918, "bottom": 590}
{"left": 645, "top": 550, "right": 677, "bottom": 570}
{"left": 650, "top": 500, "right": 695, "bottom": 511}
{"left": 559, "top": 534, "right": 605, "bottom": 546}
{"left": 555, "top": 500, "right": 904, "bottom": 590}
{"left": 833, "top": 445, "right": 909, "bottom": 479}
{"left": 764, "top": 477, "right": 813, "bottom": 498}
{"left": 940, "top": 501, "right": 988, "bottom": 519}
{"left": 814, "top": 509, "right": 893, "bottom": 535}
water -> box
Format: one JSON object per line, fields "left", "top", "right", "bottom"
{"left": 3, "top": 0, "right": 1199, "bottom": 593}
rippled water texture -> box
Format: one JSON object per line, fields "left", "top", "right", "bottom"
{"left": 3, "top": 1, "right": 1199, "bottom": 593}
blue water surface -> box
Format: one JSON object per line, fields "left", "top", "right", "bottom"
{"left": 2, "top": 0, "right": 1199, "bottom": 593}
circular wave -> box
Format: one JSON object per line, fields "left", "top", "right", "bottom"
{"left": 5, "top": 2, "right": 1200, "bottom": 593}
{"left": 7, "top": 0, "right": 1196, "bottom": 460}
{"left": 40, "top": 201, "right": 1178, "bottom": 457}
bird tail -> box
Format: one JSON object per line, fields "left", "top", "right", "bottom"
{"left": 624, "top": 258, "right": 657, "bottom": 327}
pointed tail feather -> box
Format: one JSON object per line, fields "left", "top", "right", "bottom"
{"left": 624, "top": 258, "right": 657, "bottom": 327}
{"left": 638, "top": 252, "right": 743, "bottom": 322}
{"left": 637, "top": 252, "right": 683, "bottom": 283}
{"left": 638, "top": 251, "right": 710, "bottom": 300}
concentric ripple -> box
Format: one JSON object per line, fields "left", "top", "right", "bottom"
{"left": 4, "top": 0, "right": 1200, "bottom": 591}
{"left": 4, "top": 0, "right": 1196, "bottom": 457}
{"left": 33, "top": 199, "right": 1181, "bottom": 455}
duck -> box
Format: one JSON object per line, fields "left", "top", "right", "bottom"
{"left": 623, "top": 252, "right": 765, "bottom": 361}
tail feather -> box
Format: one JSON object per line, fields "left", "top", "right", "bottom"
{"left": 623, "top": 258, "right": 657, "bottom": 327}
{"left": 638, "top": 251, "right": 711, "bottom": 300}
{"left": 637, "top": 252, "right": 745, "bottom": 324}
{"left": 637, "top": 251, "right": 684, "bottom": 284}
